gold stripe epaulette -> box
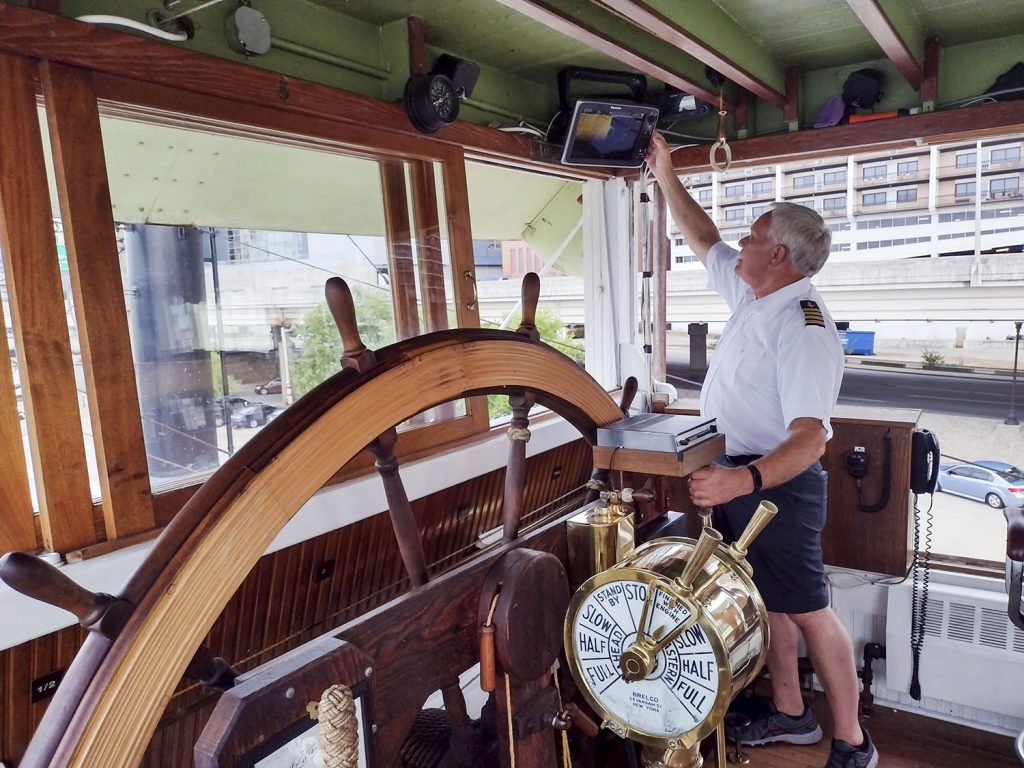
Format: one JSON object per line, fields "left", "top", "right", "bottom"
{"left": 799, "top": 299, "right": 825, "bottom": 328}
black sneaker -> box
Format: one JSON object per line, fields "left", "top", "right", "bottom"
{"left": 824, "top": 729, "right": 879, "bottom": 768}
{"left": 738, "top": 702, "right": 823, "bottom": 746}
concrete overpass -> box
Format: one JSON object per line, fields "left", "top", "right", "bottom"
{"left": 477, "top": 252, "right": 1024, "bottom": 345}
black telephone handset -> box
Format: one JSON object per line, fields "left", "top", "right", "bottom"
{"left": 910, "top": 429, "right": 941, "bottom": 494}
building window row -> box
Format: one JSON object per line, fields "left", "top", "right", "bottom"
{"left": 938, "top": 211, "right": 975, "bottom": 222}
{"left": 856, "top": 215, "right": 930, "bottom": 230}
{"left": 856, "top": 236, "right": 930, "bottom": 250}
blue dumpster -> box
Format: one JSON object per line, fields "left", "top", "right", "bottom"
{"left": 838, "top": 330, "right": 875, "bottom": 355}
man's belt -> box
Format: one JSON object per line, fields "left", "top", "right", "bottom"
{"left": 726, "top": 454, "right": 763, "bottom": 466}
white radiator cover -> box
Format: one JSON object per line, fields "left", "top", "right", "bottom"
{"left": 886, "top": 579, "right": 1024, "bottom": 717}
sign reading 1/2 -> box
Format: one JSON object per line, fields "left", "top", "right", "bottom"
{"left": 571, "top": 579, "right": 719, "bottom": 738}
{"left": 31, "top": 669, "right": 66, "bottom": 703}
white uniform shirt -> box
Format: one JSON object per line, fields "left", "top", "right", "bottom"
{"left": 700, "top": 241, "right": 844, "bottom": 456}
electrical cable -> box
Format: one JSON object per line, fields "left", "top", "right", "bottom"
{"left": 856, "top": 433, "right": 892, "bottom": 513}
{"left": 74, "top": 15, "right": 188, "bottom": 42}
{"left": 497, "top": 124, "right": 546, "bottom": 139}
{"left": 637, "top": 169, "right": 654, "bottom": 408}
{"left": 908, "top": 490, "right": 934, "bottom": 700}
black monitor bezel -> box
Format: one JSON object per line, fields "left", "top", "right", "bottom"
{"left": 559, "top": 100, "right": 660, "bottom": 168}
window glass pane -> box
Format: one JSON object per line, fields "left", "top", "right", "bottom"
{"left": 463, "top": 161, "right": 584, "bottom": 422}
{"left": 793, "top": 175, "right": 814, "bottom": 188}
{"left": 955, "top": 152, "right": 976, "bottom": 167}
{"left": 990, "top": 146, "right": 1020, "bottom": 163}
{"left": 100, "top": 114, "right": 463, "bottom": 489}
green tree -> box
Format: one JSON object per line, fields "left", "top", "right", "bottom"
{"left": 487, "top": 309, "right": 585, "bottom": 419}
{"left": 291, "top": 288, "right": 396, "bottom": 396}
{"left": 208, "top": 351, "right": 243, "bottom": 397}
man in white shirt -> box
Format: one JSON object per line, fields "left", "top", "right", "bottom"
{"left": 646, "top": 132, "right": 878, "bottom": 768}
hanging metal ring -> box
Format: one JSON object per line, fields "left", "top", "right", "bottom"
{"left": 710, "top": 104, "right": 732, "bottom": 172}
{"left": 710, "top": 138, "right": 732, "bottom": 172}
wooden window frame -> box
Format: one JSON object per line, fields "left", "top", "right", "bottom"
{"left": 0, "top": 15, "right": 580, "bottom": 549}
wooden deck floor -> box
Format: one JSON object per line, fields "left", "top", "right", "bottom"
{"left": 716, "top": 693, "right": 1019, "bottom": 768}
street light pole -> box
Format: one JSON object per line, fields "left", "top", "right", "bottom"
{"left": 1006, "top": 320, "right": 1023, "bottom": 426}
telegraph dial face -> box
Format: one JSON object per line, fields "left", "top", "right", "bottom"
{"left": 566, "top": 571, "right": 727, "bottom": 747}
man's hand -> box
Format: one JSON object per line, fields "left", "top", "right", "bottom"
{"left": 687, "top": 464, "right": 752, "bottom": 507}
{"left": 645, "top": 131, "right": 675, "bottom": 180}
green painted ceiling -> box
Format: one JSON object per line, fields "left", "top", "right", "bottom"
{"left": 314, "top": 0, "right": 1024, "bottom": 85}
{"left": 52, "top": 0, "right": 1024, "bottom": 131}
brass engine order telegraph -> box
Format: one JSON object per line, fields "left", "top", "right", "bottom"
{"left": 564, "top": 501, "right": 778, "bottom": 767}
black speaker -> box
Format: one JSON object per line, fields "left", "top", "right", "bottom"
{"left": 434, "top": 54, "right": 480, "bottom": 99}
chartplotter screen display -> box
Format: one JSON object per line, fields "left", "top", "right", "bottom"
{"left": 560, "top": 101, "right": 660, "bottom": 168}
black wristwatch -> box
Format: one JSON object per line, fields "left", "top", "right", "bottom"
{"left": 747, "top": 464, "right": 763, "bottom": 492}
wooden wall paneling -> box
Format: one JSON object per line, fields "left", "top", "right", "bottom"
{"left": 821, "top": 417, "right": 917, "bottom": 576}
{"left": 40, "top": 61, "right": 155, "bottom": 540}
{"left": 326, "top": 526, "right": 356, "bottom": 628}
{"left": 273, "top": 545, "right": 299, "bottom": 649}
{"left": 429, "top": 484, "right": 458, "bottom": 574}
{"left": 380, "top": 160, "right": 421, "bottom": 341}
{"left": 0, "top": 292, "right": 36, "bottom": 552}
{"left": 0, "top": 54, "right": 95, "bottom": 553}
{"left": 3, "top": 640, "right": 32, "bottom": 764}
{"left": 243, "top": 556, "right": 273, "bottom": 664}
{"left": 307, "top": 532, "right": 331, "bottom": 626}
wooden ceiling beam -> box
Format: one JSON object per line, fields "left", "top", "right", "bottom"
{"left": 661, "top": 100, "right": 1024, "bottom": 172}
{"left": 492, "top": 0, "right": 731, "bottom": 108}
{"left": 846, "top": 0, "right": 924, "bottom": 89}
{"left": 597, "top": 0, "right": 787, "bottom": 107}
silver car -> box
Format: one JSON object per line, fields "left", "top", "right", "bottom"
{"left": 937, "top": 462, "right": 1024, "bottom": 509}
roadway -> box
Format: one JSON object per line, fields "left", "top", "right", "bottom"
{"left": 667, "top": 356, "right": 1019, "bottom": 420}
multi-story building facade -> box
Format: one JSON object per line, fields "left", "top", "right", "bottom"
{"left": 671, "top": 134, "right": 1024, "bottom": 267}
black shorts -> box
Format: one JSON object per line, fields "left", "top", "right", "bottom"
{"left": 714, "top": 458, "right": 829, "bottom": 614}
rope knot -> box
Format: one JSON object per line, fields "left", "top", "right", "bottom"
{"left": 507, "top": 426, "right": 532, "bottom": 442}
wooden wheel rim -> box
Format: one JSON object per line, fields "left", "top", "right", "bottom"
{"left": 51, "top": 332, "right": 621, "bottom": 767}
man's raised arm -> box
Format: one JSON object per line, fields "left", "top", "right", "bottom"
{"left": 645, "top": 132, "right": 722, "bottom": 266}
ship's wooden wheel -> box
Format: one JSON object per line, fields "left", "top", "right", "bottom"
{"left": 5, "top": 275, "right": 625, "bottom": 768}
